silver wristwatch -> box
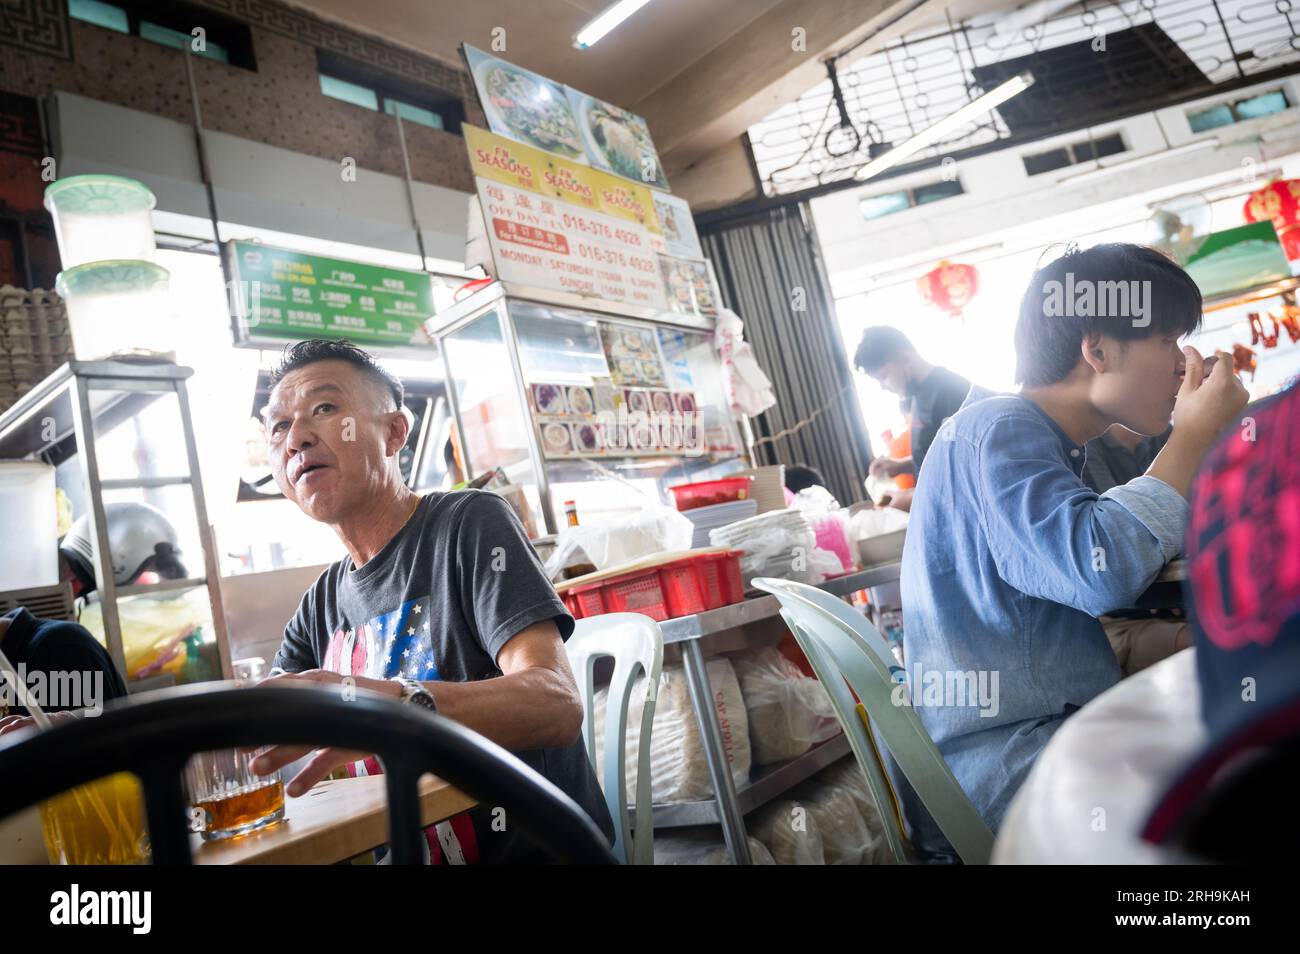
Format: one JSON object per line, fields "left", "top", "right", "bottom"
{"left": 392, "top": 676, "right": 437, "bottom": 713}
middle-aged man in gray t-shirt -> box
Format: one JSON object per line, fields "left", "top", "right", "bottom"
{"left": 253, "top": 339, "right": 613, "bottom": 864}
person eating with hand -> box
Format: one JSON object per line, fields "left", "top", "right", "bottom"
{"left": 894, "top": 243, "right": 1249, "bottom": 856}
{"left": 251, "top": 339, "right": 613, "bottom": 864}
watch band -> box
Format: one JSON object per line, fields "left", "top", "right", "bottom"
{"left": 393, "top": 676, "right": 437, "bottom": 713}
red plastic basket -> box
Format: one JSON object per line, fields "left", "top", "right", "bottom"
{"left": 562, "top": 550, "right": 745, "bottom": 622}
{"left": 668, "top": 477, "right": 752, "bottom": 512}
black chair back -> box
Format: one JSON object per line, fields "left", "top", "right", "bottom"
{"left": 0, "top": 683, "right": 617, "bottom": 865}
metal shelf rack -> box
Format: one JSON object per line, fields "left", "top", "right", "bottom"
{"left": 0, "top": 359, "right": 232, "bottom": 688}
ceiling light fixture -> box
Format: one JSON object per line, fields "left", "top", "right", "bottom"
{"left": 574, "top": 0, "right": 655, "bottom": 49}
{"left": 854, "top": 72, "right": 1035, "bottom": 182}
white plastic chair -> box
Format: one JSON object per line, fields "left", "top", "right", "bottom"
{"left": 566, "top": 613, "right": 664, "bottom": 865}
{"left": 752, "top": 577, "right": 994, "bottom": 865}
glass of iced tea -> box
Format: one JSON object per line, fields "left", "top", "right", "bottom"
{"left": 185, "top": 747, "right": 285, "bottom": 841}
{"left": 40, "top": 772, "right": 151, "bottom": 864}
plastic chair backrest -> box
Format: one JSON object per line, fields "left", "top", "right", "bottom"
{"left": 752, "top": 577, "right": 994, "bottom": 865}
{"left": 566, "top": 613, "right": 664, "bottom": 865}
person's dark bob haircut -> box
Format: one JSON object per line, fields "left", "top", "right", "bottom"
{"left": 854, "top": 326, "right": 915, "bottom": 374}
{"left": 1015, "top": 243, "right": 1202, "bottom": 387}
{"left": 269, "top": 339, "right": 404, "bottom": 410}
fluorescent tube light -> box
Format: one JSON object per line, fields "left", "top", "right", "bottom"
{"left": 574, "top": 0, "right": 654, "bottom": 49}
{"left": 854, "top": 72, "right": 1035, "bottom": 182}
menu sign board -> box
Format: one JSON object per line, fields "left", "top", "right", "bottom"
{"left": 653, "top": 193, "right": 703, "bottom": 258}
{"left": 463, "top": 44, "right": 669, "bottom": 192}
{"left": 463, "top": 44, "right": 587, "bottom": 163}
{"left": 567, "top": 89, "right": 669, "bottom": 190}
{"left": 465, "top": 125, "right": 660, "bottom": 230}
{"left": 466, "top": 126, "right": 667, "bottom": 310}
{"left": 227, "top": 241, "right": 434, "bottom": 350}
{"left": 475, "top": 179, "right": 667, "bottom": 308}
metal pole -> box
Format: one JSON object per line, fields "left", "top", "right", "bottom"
{"left": 175, "top": 377, "right": 233, "bottom": 679}
{"left": 681, "top": 639, "right": 753, "bottom": 864}
{"left": 181, "top": 46, "right": 235, "bottom": 333}
{"left": 69, "top": 377, "right": 128, "bottom": 683}
{"left": 392, "top": 109, "right": 429, "bottom": 271}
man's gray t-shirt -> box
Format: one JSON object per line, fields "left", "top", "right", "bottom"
{"left": 273, "top": 489, "right": 613, "bottom": 863}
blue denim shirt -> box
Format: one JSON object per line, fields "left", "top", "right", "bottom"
{"left": 898, "top": 386, "right": 1188, "bottom": 839}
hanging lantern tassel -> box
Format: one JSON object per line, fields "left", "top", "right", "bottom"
{"left": 917, "top": 260, "right": 980, "bottom": 321}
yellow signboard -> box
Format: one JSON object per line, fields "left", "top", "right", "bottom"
{"left": 465, "top": 125, "right": 660, "bottom": 233}
{"left": 463, "top": 124, "right": 546, "bottom": 193}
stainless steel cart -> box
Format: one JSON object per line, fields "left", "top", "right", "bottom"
{"left": 0, "top": 359, "right": 232, "bottom": 688}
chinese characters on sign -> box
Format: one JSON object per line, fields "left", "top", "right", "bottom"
{"left": 227, "top": 241, "right": 435, "bottom": 349}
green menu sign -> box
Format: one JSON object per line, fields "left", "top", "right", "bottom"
{"left": 226, "top": 241, "right": 435, "bottom": 349}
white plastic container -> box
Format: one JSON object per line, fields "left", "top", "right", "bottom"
{"left": 0, "top": 462, "right": 58, "bottom": 590}
{"left": 55, "top": 260, "right": 172, "bottom": 360}
{"left": 44, "top": 175, "right": 157, "bottom": 269}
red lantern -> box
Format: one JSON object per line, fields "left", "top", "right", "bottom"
{"left": 917, "top": 261, "right": 979, "bottom": 318}
{"left": 1243, "top": 178, "right": 1300, "bottom": 262}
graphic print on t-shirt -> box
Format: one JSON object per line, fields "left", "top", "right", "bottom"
{"left": 320, "top": 595, "right": 478, "bottom": 864}
{"left": 323, "top": 595, "right": 441, "bottom": 681}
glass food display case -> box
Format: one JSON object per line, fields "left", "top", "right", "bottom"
{"left": 427, "top": 282, "right": 751, "bottom": 537}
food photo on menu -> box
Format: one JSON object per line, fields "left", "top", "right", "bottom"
{"left": 463, "top": 44, "right": 587, "bottom": 162}
{"left": 659, "top": 255, "right": 719, "bottom": 317}
{"left": 568, "top": 89, "right": 670, "bottom": 190}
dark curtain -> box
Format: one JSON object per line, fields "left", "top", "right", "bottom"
{"left": 701, "top": 204, "right": 874, "bottom": 505}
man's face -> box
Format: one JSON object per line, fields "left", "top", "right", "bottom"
{"left": 263, "top": 360, "right": 405, "bottom": 524}
{"left": 868, "top": 360, "right": 911, "bottom": 397}
{"left": 1091, "top": 332, "right": 1186, "bottom": 436}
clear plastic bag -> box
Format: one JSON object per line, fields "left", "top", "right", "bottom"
{"left": 544, "top": 504, "right": 694, "bottom": 579}
{"left": 731, "top": 646, "right": 841, "bottom": 765}
{"left": 749, "top": 798, "right": 825, "bottom": 865}
{"left": 593, "top": 658, "right": 751, "bottom": 804}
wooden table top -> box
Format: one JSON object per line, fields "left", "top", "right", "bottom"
{"left": 193, "top": 774, "right": 475, "bottom": 865}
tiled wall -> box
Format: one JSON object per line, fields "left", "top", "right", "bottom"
{"left": 0, "top": 0, "right": 482, "bottom": 193}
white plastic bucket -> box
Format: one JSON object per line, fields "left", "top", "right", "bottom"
{"left": 55, "top": 260, "right": 172, "bottom": 360}
{"left": 44, "top": 175, "right": 157, "bottom": 270}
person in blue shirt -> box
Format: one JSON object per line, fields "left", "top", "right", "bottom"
{"left": 896, "top": 243, "right": 1248, "bottom": 853}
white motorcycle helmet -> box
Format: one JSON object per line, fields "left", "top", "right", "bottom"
{"left": 59, "top": 501, "right": 187, "bottom": 591}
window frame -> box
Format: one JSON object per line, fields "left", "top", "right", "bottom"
{"left": 316, "top": 50, "right": 464, "bottom": 135}
{"left": 68, "top": 0, "right": 256, "bottom": 70}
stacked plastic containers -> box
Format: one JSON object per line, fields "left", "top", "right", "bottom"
{"left": 44, "top": 175, "right": 171, "bottom": 360}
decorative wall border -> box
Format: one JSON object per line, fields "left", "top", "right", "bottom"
{"left": 0, "top": 0, "right": 74, "bottom": 61}
{"left": 0, "top": 0, "right": 468, "bottom": 96}
{"left": 193, "top": 0, "right": 467, "bottom": 94}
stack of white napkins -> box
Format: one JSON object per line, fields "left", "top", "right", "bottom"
{"left": 709, "top": 509, "right": 819, "bottom": 583}
{"left": 683, "top": 499, "right": 758, "bottom": 548}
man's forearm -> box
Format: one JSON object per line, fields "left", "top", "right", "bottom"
{"left": 420, "top": 667, "right": 583, "bottom": 752}
{"left": 1146, "top": 428, "right": 1212, "bottom": 499}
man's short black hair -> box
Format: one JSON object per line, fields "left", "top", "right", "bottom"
{"left": 784, "top": 464, "right": 825, "bottom": 495}
{"left": 854, "top": 326, "right": 915, "bottom": 374}
{"left": 1015, "top": 243, "right": 1202, "bottom": 387}
{"left": 269, "top": 339, "right": 403, "bottom": 410}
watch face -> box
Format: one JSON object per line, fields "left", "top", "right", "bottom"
{"left": 403, "top": 680, "right": 436, "bottom": 711}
